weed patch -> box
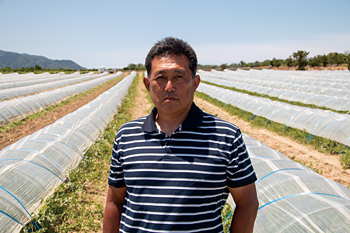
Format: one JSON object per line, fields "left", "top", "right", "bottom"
{"left": 221, "top": 203, "right": 233, "bottom": 233}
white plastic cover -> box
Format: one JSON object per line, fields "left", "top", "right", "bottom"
{"left": 0, "top": 72, "right": 122, "bottom": 124}
{"left": 0, "top": 72, "right": 136, "bottom": 233}
{"left": 198, "top": 69, "right": 350, "bottom": 111}
{"left": 197, "top": 82, "right": 350, "bottom": 146}
{"left": 241, "top": 133, "right": 350, "bottom": 232}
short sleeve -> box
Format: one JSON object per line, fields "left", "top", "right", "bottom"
{"left": 108, "top": 134, "right": 126, "bottom": 188}
{"left": 226, "top": 129, "right": 257, "bottom": 188}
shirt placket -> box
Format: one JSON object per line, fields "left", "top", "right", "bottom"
{"left": 163, "top": 135, "right": 173, "bottom": 160}
{"left": 163, "top": 125, "right": 181, "bottom": 160}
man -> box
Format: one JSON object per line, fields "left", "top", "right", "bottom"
{"left": 103, "top": 37, "right": 258, "bottom": 233}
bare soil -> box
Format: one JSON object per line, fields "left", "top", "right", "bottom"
{"left": 130, "top": 76, "right": 153, "bottom": 120}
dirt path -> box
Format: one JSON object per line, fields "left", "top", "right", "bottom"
{"left": 194, "top": 97, "right": 350, "bottom": 187}
{"left": 0, "top": 73, "right": 126, "bottom": 150}
{"left": 130, "top": 75, "right": 153, "bottom": 120}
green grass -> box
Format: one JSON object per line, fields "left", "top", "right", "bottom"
{"left": 0, "top": 74, "right": 124, "bottom": 134}
{"left": 20, "top": 73, "right": 140, "bottom": 232}
{"left": 195, "top": 91, "right": 350, "bottom": 169}
{"left": 221, "top": 203, "right": 233, "bottom": 233}
{"left": 201, "top": 80, "right": 349, "bottom": 114}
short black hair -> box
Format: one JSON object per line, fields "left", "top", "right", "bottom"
{"left": 145, "top": 37, "right": 197, "bottom": 78}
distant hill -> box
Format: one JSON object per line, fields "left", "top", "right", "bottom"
{"left": 0, "top": 49, "right": 85, "bottom": 70}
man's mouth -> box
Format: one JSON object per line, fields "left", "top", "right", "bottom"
{"left": 164, "top": 96, "right": 177, "bottom": 101}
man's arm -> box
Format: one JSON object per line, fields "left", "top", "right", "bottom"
{"left": 228, "top": 183, "right": 259, "bottom": 233}
{"left": 103, "top": 186, "right": 127, "bottom": 233}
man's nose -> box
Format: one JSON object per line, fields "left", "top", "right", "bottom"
{"left": 165, "top": 79, "right": 175, "bottom": 92}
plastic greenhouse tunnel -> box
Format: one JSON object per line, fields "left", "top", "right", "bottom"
{"left": 0, "top": 72, "right": 108, "bottom": 100}
{"left": 244, "top": 133, "right": 350, "bottom": 232}
{"left": 196, "top": 82, "right": 350, "bottom": 147}
{"left": 198, "top": 69, "right": 350, "bottom": 111}
{"left": 0, "top": 72, "right": 122, "bottom": 125}
{"left": 0, "top": 72, "right": 83, "bottom": 90}
{"left": 0, "top": 72, "right": 136, "bottom": 233}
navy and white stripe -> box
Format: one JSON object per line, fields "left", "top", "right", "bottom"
{"left": 108, "top": 103, "right": 256, "bottom": 232}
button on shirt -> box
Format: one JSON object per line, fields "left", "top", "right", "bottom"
{"left": 108, "top": 103, "right": 257, "bottom": 233}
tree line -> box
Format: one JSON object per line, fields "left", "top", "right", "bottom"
{"left": 122, "top": 51, "right": 350, "bottom": 71}
{"left": 205, "top": 51, "right": 350, "bottom": 71}
{"left": 2, "top": 51, "right": 349, "bottom": 74}
{"left": 121, "top": 63, "right": 145, "bottom": 71}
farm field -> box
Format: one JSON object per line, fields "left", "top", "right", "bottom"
{"left": 195, "top": 96, "right": 350, "bottom": 187}
{"left": 0, "top": 71, "right": 135, "bottom": 232}
{"left": 0, "top": 73, "right": 126, "bottom": 150}
{"left": 199, "top": 69, "right": 350, "bottom": 112}
{"left": 0, "top": 70, "right": 350, "bottom": 232}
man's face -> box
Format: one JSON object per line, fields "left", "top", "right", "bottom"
{"left": 144, "top": 54, "right": 200, "bottom": 117}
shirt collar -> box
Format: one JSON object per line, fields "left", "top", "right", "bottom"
{"left": 142, "top": 102, "right": 203, "bottom": 133}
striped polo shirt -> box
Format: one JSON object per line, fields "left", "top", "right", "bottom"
{"left": 108, "top": 103, "right": 257, "bottom": 233}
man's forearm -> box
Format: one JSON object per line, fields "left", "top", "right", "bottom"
{"left": 103, "top": 186, "right": 126, "bottom": 232}
{"left": 103, "top": 202, "right": 123, "bottom": 233}
{"left": 229, "top": 204, "right": 258, "bottom": 233}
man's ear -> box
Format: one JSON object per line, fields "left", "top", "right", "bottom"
{"left": 143, "top": 76, "right": 150, "bottom": 92}
{"left": 193, "top": 75, "right": 200, "bottom": 91}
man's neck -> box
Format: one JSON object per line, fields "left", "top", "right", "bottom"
{"left": 155, "top": 106, "right": 191, "bottom": 137}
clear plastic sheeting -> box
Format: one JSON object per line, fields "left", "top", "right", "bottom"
{"left": 197, "top": 82, "right": 350, "bottom": 146}
{"left": 0, "top": 72, "right": 136, "bottom": 233}
{"left": 0, "top": 72, "right": 122, "bottom": 125}
{"left": 0, "top": 72, "right": 108, "bottom": 100}
{"left": 0, "top": 72, "right": 83, "bottom": 90}
{"left": 238, "top": 133, "right": 350, "bottom": 232}
{"left": 198, "top": 69, "right": 350, "bottom": 111}
{"left": 224, "top": 69, "right": 350, "bottom": 96}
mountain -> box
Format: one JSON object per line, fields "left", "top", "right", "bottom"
{"left": 0, "top": 50, "right": 86, "bottom": 70}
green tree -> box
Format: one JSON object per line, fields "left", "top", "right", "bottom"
{"left": 320, "top": 54, "right": 329, "bottom": 67}
{"left": 271, "top": 58, "right": 283, "bottom": 67}
{"left": 125, "top": 63, "right": 137, "bottom": 70}
{"left": 285, "top": 56, "right": 294, "bottom": 67}
{"left": 345, "top": 51, "right": 350, "bottom": 71}
{"left": 261, "top": 59, "right": 272, "bottom": 67}
{"left": 34, "top": 65, "right": 42, "bottom": 70}
{"left": 239, "top": 60, "right": 246, "bottom": 67}
{"left": 252, "top": 61, "right": 261, "bottom": 67}
{"left": 292, "top": 50, "right": 309, "bottom": 70}
{"left": 220, "top": 63, "right": 227, "bottom": 71}
{"left": 1, "top": 66, "right": 13, "bottom": 73}
{"left": 327, "top": 52, "right": 347, "bottom": 65}
{"left": 308, "top": 55, "right": 323, "bottom": 67}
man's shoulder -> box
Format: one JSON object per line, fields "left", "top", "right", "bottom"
{"left": 116, "top": 115, "right": 147, "bottom": 134}
{"left": 201, "top": 110, "right": 240, "bottom": 133}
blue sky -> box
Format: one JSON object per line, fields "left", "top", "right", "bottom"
{"left": 0, "top": 0, "right": 349, "bottom": 69}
